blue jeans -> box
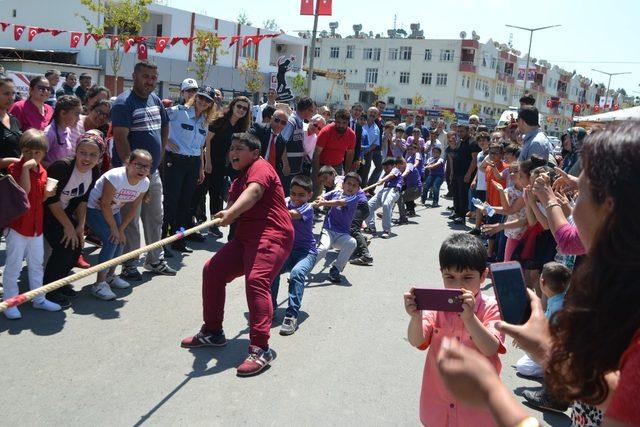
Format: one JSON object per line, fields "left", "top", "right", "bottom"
{"left": 87, "top": 208, "right": 123, "bottom": 273}
{"left": 422, "top": 175, "right": 444, "bottom": 205}
{"left": 271, "top": 248, "right": 317, "bottom": 318}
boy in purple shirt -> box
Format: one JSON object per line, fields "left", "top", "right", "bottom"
{"left": 396, "top": 156, "right": 422, "bottom": 223}
{"left": 271, "top": 175, "right": 317, "bottom": 335}
{"left": 364, "top": 157, "right": 403, "bottom": 238}
{"left": 314, "top": 172, "right": 361, "bottom": 283}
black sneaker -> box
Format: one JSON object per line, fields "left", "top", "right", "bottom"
{"left": 448, "top": 213, "right": 460, "bottom": 220}
{"left": 47, "top": 292, "right": 71, "bottom": 309}
{"left": 171, "top": 241, "right": 193, "bottom": 253}
{"left": 185, "top": 232, "right": 206, "bottom": 242}
{"left": 522, "top": 388, "right": 568, "bottom": 414}
{"left": 453, "top": 217, "right": 465, "bottom": 225}
{"left": 121, "top": 266, "right": 143, "bottom": 281}
{"left": 144, "top": 260, "right": 177, "bottom": 276}
{"left": 328, "top": 265, "right": 341, "bottom": 283}
{"left": 350, "top": 256, "right": 373, "bottom": 266}
{"left": 162, "top": 245, "right": 174, "bottom": 258}
{"left": 446, "top": 206, "right": 455, "bottom": 211}
{"left": 59, "top": 285, "right": 79, "bottom": 299}
{"left": 181, "top": 326, "right": 227, "bottom": 348}
{"left": 469, "top": 227, "right": 482, "bottom": 236}
{"left": 209, "top": 226, "right": 223, "bottom": 238}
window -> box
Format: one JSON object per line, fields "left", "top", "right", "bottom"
{"left": 424, "top": 49, "right": 432, "bottom": 61}
{"left": 314, "top": 47, "right": 320, "bottom": 58}
{"left": 399, "top": 72, "right": 410, "bottom": 84}
{"left": 388, "top": 48, "right": 398, "bottom": 60}
{"left": 421, "top": 72, "right": 432, "bottom": 85}
{"left": 363, "top": 48, "right": 373, "bottom": 60}
{"left": 372, "top": 47, "right": 381, "bottom": 61}
{"left": 337, "top": 69, "right": 346, "bottom": 84}
{"left": 439, "top": 49, "right": 453, "bottom": 62}
{"left": 490, "top": 57, "right": 497, "bottom": 69}
{"left": 388, "top": 96, "right": 395, "bottom": 104}
{"left": 436, "top": 73, "right": 448, "bottom": 86}
{"left": 330, "top": 47, "right": 340, "bottom": 58}
{"left": 241, "top": 43, "right": 255, "bottom": 58}
{"left": 346, "top": 45, "right": 354, "bottom": 59}
{"left": 461, "top": 76, "right": 466, "bottom": 87}
{"left": 400, "top": 46, "right": 412, "bottom": 60}
{"left": 365, "top": 68, "right": 378, "bottom": 84}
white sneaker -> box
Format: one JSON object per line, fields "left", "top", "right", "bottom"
{"left": 32, "top": 298, "right": 62, "bottom": 312}
{"left": 91, "top": 282, "right": 117, "bottom": 300}
{"left": 107, "top": 275, "right": 130, "bottom": 289}
{"left": 3, "top": 306, "right": 21, "bottom": 319}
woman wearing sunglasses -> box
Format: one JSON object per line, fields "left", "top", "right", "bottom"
{"left": 303, "top": 114, "right": 326, "bottom": 172}
{"left": 196, "top": 95, "right": 251, "bottom": 238}
{"left": 162, "top": 86, "right": 218, "bottom": 253}
{"left": 8, "top": 75, "right": 54, "bottom": 132}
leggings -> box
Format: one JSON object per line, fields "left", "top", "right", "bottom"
{"left": 504, "top": 237, "right": 521, "bottom": 262}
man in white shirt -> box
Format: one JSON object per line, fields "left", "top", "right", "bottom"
{"left": 436, "top": 119, "right": 448, "bottom": 148}
{"left": 398, "top": 112, "right": 414, "bottom": 129}
{"left": 255, "top": 88, "right": 278, "bottom": 124}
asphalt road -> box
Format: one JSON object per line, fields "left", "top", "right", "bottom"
{"left": 0, "top": 198, "right": 572, "bottom": 426}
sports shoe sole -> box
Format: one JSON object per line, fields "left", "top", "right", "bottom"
{"left": 236, "top": 354, "right": 275, "bottom": 377}
{"left": 180, "top": 340, "right": 227, "bottom": 349}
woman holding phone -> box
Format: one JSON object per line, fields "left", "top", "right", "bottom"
{"left": 436, "top": 123, "right": 640, "bottom": 427}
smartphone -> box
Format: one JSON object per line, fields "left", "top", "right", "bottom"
{"left": 413, "top": 288, "right": 464, "bottom": 312}
{"left": 489, "top": 261, "right": 531, "bottom": 325}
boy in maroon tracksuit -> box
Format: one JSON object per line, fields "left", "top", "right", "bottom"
{"left": 181, "top": 132, "right": 294, "bottom": 377}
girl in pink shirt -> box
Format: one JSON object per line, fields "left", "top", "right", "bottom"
{"left": 404, "top": 233, "right": 506, "bottom": 426}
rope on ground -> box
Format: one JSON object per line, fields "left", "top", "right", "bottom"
{"left": 0, "top": 218, "right": 223, "bottom": 313}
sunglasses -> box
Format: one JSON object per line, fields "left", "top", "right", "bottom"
{"left": 132, "top": 162, "right": 151, "bottom": 171}
{"left": 235, "top": 104, "right": 249, "bottom": 112}
{"left": 273, "top": 117, "right": 287, "bottom": 125}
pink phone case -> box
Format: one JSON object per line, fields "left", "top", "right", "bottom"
{"left": 413, "top": 288, "right": 464, "bottom": 312}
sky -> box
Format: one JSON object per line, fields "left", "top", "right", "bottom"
{"left": 172, "top": 0, "right": 639, "bottom": 95}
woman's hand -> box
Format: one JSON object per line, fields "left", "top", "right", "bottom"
{"left": 198, "top": 168, "right": 205, "bottom": 185}
{"left": 437, "top": 337, "right": 500, "bottom": 407}
{"left": 552, "top": 167, "right": 578, "bottom": 193}
{"left": 204, "top": 161, "right": 212, "bottom": 175}
{"left": 481, "top": 223, "right": 502, "bottom": 236}
{"left": 496, "top": 289, "right": 551, "bottom": 365}
{"left": 491, "top": 180, "right": 504, "bottom": 192}
{"left": 403, "top": 287, "right": 420, "bottom": 318}
{"left": 532, "top": 174, "right": 556, "bottom": 206}
{"left": 61, "top": 224, "right": 79, "bottom": 249}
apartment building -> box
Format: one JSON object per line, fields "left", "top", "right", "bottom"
{"left": 0, "top": 0, "right": 306, "bottom": 98}
{"left": 309, "top": 29, "right": 599, "bottom": 131}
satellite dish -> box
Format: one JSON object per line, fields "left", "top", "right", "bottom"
{"left": 459, "top": 31, "right": 467, "bottom": 39}
{"left": 472, "top": 30, "right": 477, "bottom": 38}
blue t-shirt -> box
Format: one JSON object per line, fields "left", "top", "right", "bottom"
{"left": 404, "top": 163, "right": 422, "bottom": 188}
{"left": 426, "top": 156, "right": 445, "bottom": 177}
{"left": 384, "top": 167, "right": 403, "bottom": 189}
{"left": 545, "top": 292, "right": 565, "bottom": 319}
{"left": 323, "top": 189, "right": 359, "bottom": 234}
{"left": 111, "top": 89, "right": 168, "bottom": 173}
{"left": 287, "top": 198, "right": 317, "bottom": 254}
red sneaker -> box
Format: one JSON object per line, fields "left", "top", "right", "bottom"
{"left": 180, "top": 326, "right": 227, "bottom": 348}
{"left": 76, "top": 254, "right": 90, "bottom": 269}
{"left": 236, "top": 345, "right": 274, "bottom": 377}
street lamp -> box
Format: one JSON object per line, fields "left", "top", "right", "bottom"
{"left": 591, "top": 69, "right": 631, "bottom": 110}
{"left": 505, "top": 24, "right": 561, "bottom": 92}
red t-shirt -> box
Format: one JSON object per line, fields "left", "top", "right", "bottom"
{"left": 228, "top": 158, "right": 294, "bottom": 243}
{"left": 607, "top": 330, "right": 640, "bottom": 425}
{"left": 8, "top": 99, "right": 54, "bottom": 131}
{"left": 8, "top": 158, "right": 47, "bottom": 236}
{"left": 485, "top": 161, "right": 507, "bottom": 207}
{"left": 315, "top": 123, "right": 356, "bottom": 166}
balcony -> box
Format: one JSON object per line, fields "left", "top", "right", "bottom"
{"left": 462, "top": 39, "right": 479, "bottom": 49}
{"left": 459, "top": 61, "right": 476, "bottom": 73}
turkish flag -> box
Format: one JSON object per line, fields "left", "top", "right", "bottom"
{"left": 300, "top": 0, "right": 314, "bottom": 15}
{"left": 13, "top": 25, "right": 25, "bottom": 41}
{"left": 123, "top": 37, "right": 135, "bottom": 53}
{"left": 0, "top": 22, "right": 9, "bottom": 31}
{"left": 171, "top": 37, "right": 193, "bottom": 46}
{"left": 28, "top": 27, "right": 45, "bottom": 42}
{"left": 50, "top": 29, "right": 66, "bottom": 37}
{"left": 242, "top": 35, "right": 265, "bottom": 48}
{"left": 70, "top": 31, "right": 82, "bottom": 48}
{"left": 317, "top": 0, "right": 332, "bottom": 15}
{"left": 109, "top": 36, "right": 119, "bottom": 49}
{"left": 229, "top": 35, "right": 241, "bottom": 47}
{"left": 155, "top": 36, "right": 169, "bottom": 53}
{"left": 137, "top": 42, "right": 148, "bottom": 60}
{"left": 84, "top": 33, "right": 92, "bottom": 45}
{"left": 91, "top": 33, "right": 104, "bottom": 43}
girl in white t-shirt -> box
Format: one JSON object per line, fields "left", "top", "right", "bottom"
{"left": 86, "top": 149, "right": 151, "bottom": 300}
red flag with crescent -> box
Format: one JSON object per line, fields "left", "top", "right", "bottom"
{"left": 50, "top": 29, "right": 66, "bottom": 37}
{"left": 92, "top": 34, "right": 104, "bottom": 43}
{"left": 229, "top": 35, "right": 241, "bottom": 47}
{"left": 123, "top": 37, "right": 136, "bottom": 53}
{"left": 27, "top": 27, "right": 46, "bottom": 42}
{"left": 0, "top": 22, "right": 10, "bottom": 32}
{"left": 109, "top": 36, "right": 119, "bottom": 49}
{"left": 137, "top": 41, "right": 148, "bottom": 60}
{"left": 155, "top": 36, "right": 169, "bottom": 53}
{"left": 70, "top": 31, "right": 82, "bottom": 48}
{"left": 13, "top": 25, "right": 25, "bottom": 41}
{"left": 84, "top": 33, "right": 92, "bottom": 45}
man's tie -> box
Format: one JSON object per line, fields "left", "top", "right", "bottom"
{"left": 267, "top": 132, "right": 277, "bottom": 168}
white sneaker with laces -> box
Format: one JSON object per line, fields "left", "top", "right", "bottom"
{"left": 3, "top": 306, "right": 21, "bottom": 319}
{"left": 107, "top": 275, "right": 130, "bottom": 289}
{"left": 32, "top": 298, "right": 62, "bottom": 312}
{"left": 91, "top": 282, "right": 117, "bottom": 300}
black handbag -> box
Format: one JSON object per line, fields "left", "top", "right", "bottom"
{"left": 0, "top": 173, "right": 30, "bottom": 229}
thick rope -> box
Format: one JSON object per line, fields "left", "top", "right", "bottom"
{"left": 0, "top": 218, "right": 223, "bottom": 312}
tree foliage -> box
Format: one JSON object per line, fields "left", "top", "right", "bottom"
{"left": 372, "top": 85, "right": 389, "bottom": 100}
{"left": 291, "top": 74, "right": 308, "bottom": 97}
{"left": 262, "top": 19, "right": 279, "bottom": 31}
{"left": 239, "top": 58, "right": 263, "bottom": 95}
{"left": 191, "top": 31, "right": 227, "bottom": 86}
{"left": 237, "top": 12, "right": 252, "bottom": 26}
{"left": 79, "top": 0, "right": 152, "bottom": 94}
{"left": 412, "top": 93, "right": 425, "bottom": 108}
{"left": 441, "top": 110, "right": 456, "bottom": 123}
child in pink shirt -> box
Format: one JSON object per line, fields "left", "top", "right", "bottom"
{"left": 404, "top": 233, "right": 506, "bottom": 426}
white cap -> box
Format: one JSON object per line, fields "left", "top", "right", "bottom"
{"left": 181, "top": 78, "right": 198, "bottom": 91}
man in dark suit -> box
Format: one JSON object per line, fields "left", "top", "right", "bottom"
{"left": 249, "top": 108, "right": 289, "bottom": 177}
{"left": 349, "top": 103, "right": 364, "bottom": 172}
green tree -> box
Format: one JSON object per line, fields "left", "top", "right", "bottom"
{"left": 441, "top": 110, "right": 456, "bottom": 124}
{"left": 291, "top": 74, "right": 308, "bottom": 97}
{"left": 239, "top": 58, "right": 264, "bottom": 103}
{"left": 372, "top": 85, "right": 389, "bottom": 101}
{"left": 470, "top": 104, "right": 481, "bottom": 115}
{"left": 237, "top": 12, "right": 252, "bottom": 26}
{"left": 190, "top": 31, "right": 227, "bottom": 86}
{"left": 262, "top": 19, "right": 279, "bottom": 31}
{"left": 79, "top": 0, "right": 152, "bottom": 95}
{"left": 412, "top": 93, "right": 425, "bottom": 109}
